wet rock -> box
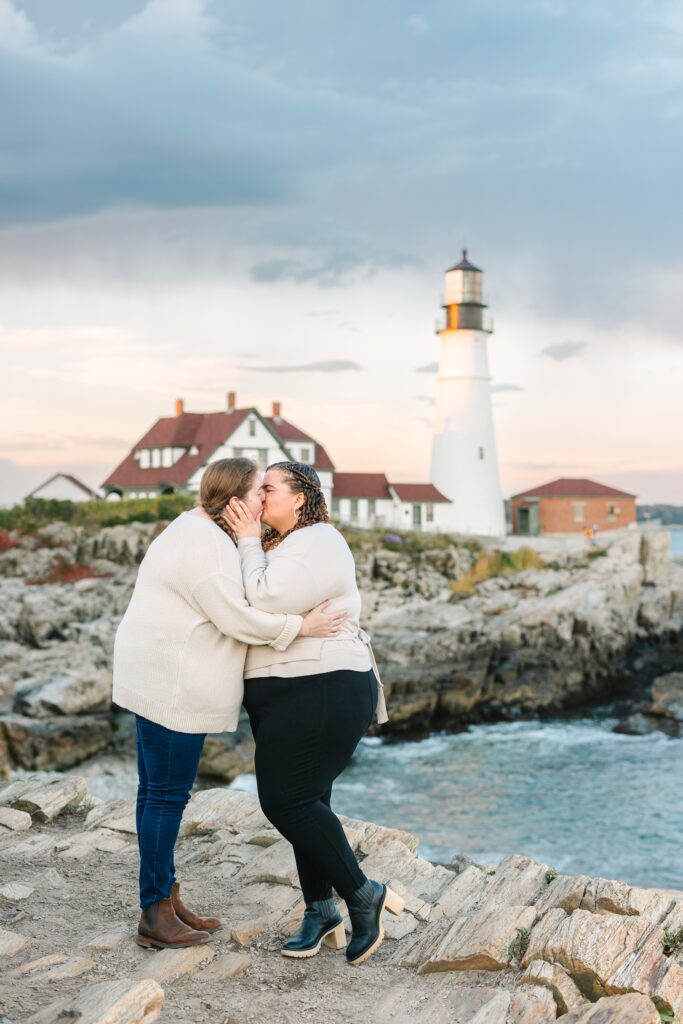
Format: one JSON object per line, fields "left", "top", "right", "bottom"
{"left": 613, "top": 713, "right": 666, "bottom": 736}
{"left": 648, "top": 672, "right": 683, "bottom": 722}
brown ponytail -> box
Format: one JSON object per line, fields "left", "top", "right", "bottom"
{"left": 199, "top": 458, "right": 259, "bottom": 543}
{"left": 262, "top": 462, "right": 330, "bottom": 551}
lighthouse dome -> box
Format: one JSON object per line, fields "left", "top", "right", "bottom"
{"left": 447, "top": 249, "right": 482, "bottom": 273}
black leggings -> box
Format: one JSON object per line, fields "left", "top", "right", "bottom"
{"left": 243, "top": 668, "right": 378, "bottom": 903}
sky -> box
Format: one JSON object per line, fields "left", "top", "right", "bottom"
{"left": 1, "top": 0, "right": 682, "bottom": 505}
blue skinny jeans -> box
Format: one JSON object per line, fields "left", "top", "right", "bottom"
{"left": 135, "top": 715, "right": 206, "bottom": 909}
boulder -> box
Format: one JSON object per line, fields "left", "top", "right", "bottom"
{"left": 0, "top": 775, "right": 87, "bottom": 821}
{"left": 17, "top": 668, "right": 111, "bottom": 718}
{"left": 648, "top": 672, "right": 683, "bottom": 722}
{"left": 26, "top": 978, "right": 164, "bottom": 1024}
{"left": 561, "top": 992, "right": 659, "bottom": 1023}
{"left": 198, "top": 718, "right": 255, "bottom": 782}
{"left": 640, "top": 530, "right": 670, "bottom": 586}
{"left": 0, "top": 713, "right": 112, "bottom": 771}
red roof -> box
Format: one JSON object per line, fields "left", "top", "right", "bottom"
{"left": 511, "top": 478, "right": 636, "bottom": 500}
{"left": 333, "top": 473, "right": 392, "bottom": 499}
{"left": 102, "top": 409, "right": 251, "bottom": 490}
{"left": 265, "top": 417, "right": 335, "bottom": 471}
{"left": 391, "top": 483, "right": 451, "bottom": 503}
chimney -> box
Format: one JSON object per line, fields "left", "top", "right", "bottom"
{"left": 272, "top": 401, "right": 282, "bottom": 418}
{"left": 227, "top": 391, "right": 236, "bottom": 413}
{"left": 175, "top": 398, "right": 184, "bottom": 417}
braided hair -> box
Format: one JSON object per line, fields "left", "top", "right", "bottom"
{"left": 262, "top": 461, "right": 331, "bottom": 551}
{"left": 198, "top": 457, "right": 259, "bottom": 544}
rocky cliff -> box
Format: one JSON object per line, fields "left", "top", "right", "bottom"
{"left": 0, "top": 774, "right": 681, "bottom": 1024}
{"left": 0, "top": 521, "right": 681, "bottom": 778}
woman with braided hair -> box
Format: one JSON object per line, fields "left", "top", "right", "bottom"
{"left": 113, "top": 458, "right": 344, "bottom": 952}
{"left": 224, "top": 461, "right": 404, "bottom": 967}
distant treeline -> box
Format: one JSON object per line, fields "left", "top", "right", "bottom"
{"left": 637, "top": 505, "right": 683, "bottom": 525}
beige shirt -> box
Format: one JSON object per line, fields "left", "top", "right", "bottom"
{"left": 113, "top": 511, "right": 302, "bottom": 733}
{"left": 239, "top": 523, "right": 388, "bottom": 723}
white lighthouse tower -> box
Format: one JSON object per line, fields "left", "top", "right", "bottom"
{"left": 429, "top": 251, "right": 505, "bottom": 537}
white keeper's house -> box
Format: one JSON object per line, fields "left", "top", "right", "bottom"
{"left": 102, "top": 393, "right": 451, "bottom": 533}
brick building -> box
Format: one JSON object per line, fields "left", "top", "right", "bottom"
{"left": 511, "top": 478, "right": 637, "bottom": 535}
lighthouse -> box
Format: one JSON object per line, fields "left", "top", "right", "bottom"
{"left": 429, "top": 251, "right": 506, "bottom": 537}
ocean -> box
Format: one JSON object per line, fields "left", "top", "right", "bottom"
{"left": 231, "top": 713, "right": 683, "bottom": 890}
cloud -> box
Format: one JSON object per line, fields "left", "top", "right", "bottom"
{"left": 416, "top": 362, "right": 438, "bottom": 373}
{"left": 0, "top": 0, "right": 682, "bottom": 335}
{"left": 250, "top": 252, "right": 418, "bottom": 288}
{"left": 541, "top": 340, "right": 588, "bottom": 361}
{"left": 242, "top": 360, "right": 363, "bottom": 374}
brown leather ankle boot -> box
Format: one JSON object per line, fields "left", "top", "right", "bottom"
{"left": 171, "top": 882, "right": 221, "bottom": 933}
{"left": 137, "top": 895, "right": 211, "bottom": 949}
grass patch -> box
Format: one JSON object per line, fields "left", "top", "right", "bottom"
{"left": 451, "top": 547, "right": 546, "bottom": 597}
{"left": 587, "top": 549, "right": 608, "bottom": 560}
{"left": 545, "top": 868, "right": 557, "bottom": 883}
{"left": 658, "top": 1010, "right": 674, "bottom": 1023}
{"left": 663, "top": 927, "right": 683, "bottom": 957}
{"left": 25, "top": 557, "right": 113, "bottom": 586}
{"left": 507, "top": 927, "right": 530, "bottom": 963}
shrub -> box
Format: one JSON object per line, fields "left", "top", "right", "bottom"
{"left": 663, "top": 927, "right": 683, "bottom": 957}
{"left": 507, "top": 927, "right": 530, "bottom": 963}
{"left": 0, "top": 529, "right": 19, "bottom": 552}
{"left": 0, "top": 493, "right": 195, "bottom": 533}
{"left": 25, "top": 557, "right": 113, "bottom": 585}
{"left": 451, "top": 546, "right": 545, "bottom": 597}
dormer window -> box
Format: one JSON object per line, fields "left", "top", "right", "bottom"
{"left": 189, "top": 445, "right": 199, "bottom": 456}
{"left": 300, "top": 447, "right": 311, "bottom": 463}
{"left": 249, "top": 420, "right": 256, "bottom": 437}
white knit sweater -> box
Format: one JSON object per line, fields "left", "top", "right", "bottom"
{"left": 239, "top": 523, "right": 388, "bottom": 723}
{"left": 112, "top": 512, "right": 302, "bottom": 733}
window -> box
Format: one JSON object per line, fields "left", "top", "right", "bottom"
{"left": 368, "top": 498, "right": 376, "bottom": 518}
{"left": 573, "top": 502, "right": 585, "bottom": 523}
{"left": 413, "top": 504, "right": 422, "bottom": 527}
{"left": 331, "top": 497, "right": 340, "bottom": 516}
{"left": 151, "top": 448, "right": 161, "bottom": 468}
{"left": 478, "top": 446, "right": 485, "bottom": 460}
{"left": 140, "top": 450, "right": 151, "bottom": 469}
{"left": 233, "top": 448, "right": 243, "bottom": 457}
{"left": 350, "top": 498, "right": 359, "bottom": 521}
{"left": 426, "top": 502, "right": 434, "bottom": 523}
{"left": 161, "top": 448, "right": 172, "bottom": 468}
{"left": 258, "top": 449, "right": 268, "bottom": 470}
{"left": 248, "top": 420, "right": 256, "bottom": 437}
{"left": 607, "top": 504, "right": 620, "bottom": 521}
{"left": 300, "top": 447, "right": 311, "bottom": 463}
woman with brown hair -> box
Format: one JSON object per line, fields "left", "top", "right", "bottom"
{"left": 224, "top": 461, "right": 404, "bottom": 966}
{"left": 113, "top": 458, "right": 344, "bottom": 951}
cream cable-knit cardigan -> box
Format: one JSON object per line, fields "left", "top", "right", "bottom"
{"left": 113, "top": 512, "right": 302, "bottom": 733}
